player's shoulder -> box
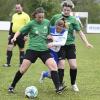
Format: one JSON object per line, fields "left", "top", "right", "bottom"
{"left": 22, "top": 12, "right": 29, "bottom": 16}
{"left": 52, "top": 14, "right": 62, "bottom": 18}
{"left": 12, "top": 13, "right": 17, "bottom": 17}
{"left": 69, "top": 15, "right": 76, "bottom": 19}
{"left": 43, "top": 19, "right": 50, "bottom": 24}
{"left": 44, "top": 18, "right": 50, "bottom": 22}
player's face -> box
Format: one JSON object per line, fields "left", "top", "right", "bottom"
{"left": 35, "top": 13, "right": 44, "bottom": 23}
{"left": 15, "top": 4, "right": 23, "bottom": 13}
{"left": 62, "top": 6, "right": 71, "bottom": 16}
{"left": 56, "top": 22, "right": 64, "bottom": 33}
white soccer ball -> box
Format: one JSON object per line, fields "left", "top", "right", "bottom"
{"left": 25, "top": 86, "right": 38, "bottom": 99}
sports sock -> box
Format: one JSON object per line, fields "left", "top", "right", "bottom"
{"left": 43, "top": 71, "right": 51, "bottom": 78}
{"left": 7, "top": 51, "right": 12, "bottom": 65}
{"left": 51, "top": 71, "right": 60, "bottom": 89}
{"left": 11, "top": 70, "right": 23, "bottom": 88}
{"left": 58, "top": 69, "right": 64, "bottom": 84}
{"left": 70, "top": 68, "right": 77, "bottom": 85}
{"left": 20, "top": 51, "right": 24, "bottom": 64}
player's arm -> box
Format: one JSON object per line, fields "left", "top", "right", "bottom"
{"left": 48, "top": 30, "right": 68, "bottom": 48}
{"left": 77, "top": 30, "right": 93, "bottom": 48}
{"left": 9, "top": 22, "right": 13, "bottom": 35}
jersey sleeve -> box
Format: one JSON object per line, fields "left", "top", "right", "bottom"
{"left": 73, "top": 18, "right": 81, "bottom": 31}
{"left": 25, "top": 14, "right": 30, "bottom": 24}
{"left": 50, "top": 15, "right": 56, "bottom": 26}
{"left": 52, "top": 30, "right": 68, "bottom": 46}
{"left": 19, "top": 21, "right": 32, "bottom": 35}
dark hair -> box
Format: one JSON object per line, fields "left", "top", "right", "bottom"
{"left": 62, "top": 2, "right": 73, "bottom": 9}
{"left": 61, "top": 1, "right": 74, "bottom": 9}
{"left": 32, "top": 7, "right": 45, "bottom": 18}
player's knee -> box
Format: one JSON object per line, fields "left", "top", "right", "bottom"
{"left": 7, "top": 45, "right": 14, "bottom": 51}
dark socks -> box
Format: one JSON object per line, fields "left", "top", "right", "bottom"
{"left": 20, "top": 51, "right": 24, "bottom": 64}
{"left": 11, "top": 71, "right": 23, "bottom": 88}
{"left": 58, "top": 69, "right": 64, "bottom": 84}
{"left": 70, "top": 68, "right": 77, "bottom": 85}
{"left": 7, "top": 51, "right": 12, "bottom": 65}
{"left": 51, "top": 71, "right": 60, "bottom": 89}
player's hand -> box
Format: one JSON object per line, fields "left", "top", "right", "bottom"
{"left": 24, "top": 36, "right": 28, "bottom": 42}
{"left": 8, "top": 35, "right": 11, "bottom": 40}
{"left": 11, "top": 37, "right": 16, "bottom": 43}
{"left": 47, "top": 35, "right": 53, "bottom": 40}
{"left": 47, "top": 43, "right": 53, "bottom": 48}
{"left": 86, "top": 43, "right": 93, "bottom": 48}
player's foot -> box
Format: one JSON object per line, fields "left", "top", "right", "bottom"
{"left": 39, "top": 71, "right": 45, "bottom": 83}
{"left": 3, "top": 64, "right": 11, "bottom": 67}
{"left": 56, "top": 85, "right": 66, "bottom": 94}
{"left": 8, "top": 86, "right": 14, "bottom": 93}
{"left": 60, "top": 81, "right": 67, "bottom": 90}
{"left": 72, "top": 84, "right": 79, "bottom": 92}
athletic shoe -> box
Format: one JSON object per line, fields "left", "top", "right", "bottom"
{"left": 72, "top": 84, "right": 79, "bottom": 92}
{"left": 8, "top": 86, "right": 14, "bottom": 93}
{"left": 56, "top": 85, "right": 66, "bottom": 94}
{"left": 39, "top": 71, "right": 45, "bottom": 83}
{"left": 3, "top": 64, "right": 11, "bottom": 67}
{"left": 60, "top": 81, "right": 67, "bottom": 90}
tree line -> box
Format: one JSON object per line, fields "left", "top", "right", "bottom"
{"left": 0, "top": 0, "right": 100, "bottom": 23}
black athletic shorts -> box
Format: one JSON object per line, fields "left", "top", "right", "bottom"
{"left": 58, "top": 44, "right": 76, "bottom": 60}
{"left": 24, "top": 49, "right": 52, "bottom": 63}
{"left": 8, "top": 33, "right": 25, "bottom": 48}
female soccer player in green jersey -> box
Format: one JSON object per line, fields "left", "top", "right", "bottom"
{"left": 50, "top": 1, "right": 93, "bottom": 92}
{"left": 8, "top": 7, "right": 64, "bottom": 94}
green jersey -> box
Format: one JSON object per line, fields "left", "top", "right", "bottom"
{"left": 50, "top": 14, "right": 81, "bottom": 45}
{"left": 20, "top": 19, "right": 50, "bottom": 51}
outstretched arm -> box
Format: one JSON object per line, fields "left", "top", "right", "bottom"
{"left": 11, "top": 32, "right": 21, "bottom": 43}
{"left": 78, "top": 30, "right": 93, "bottom": 48}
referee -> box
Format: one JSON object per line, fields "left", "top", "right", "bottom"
{"left": 3, "top": 3, "right": 30, "bottom": 67}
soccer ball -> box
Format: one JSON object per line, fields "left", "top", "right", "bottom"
{"left": 25, "top": 86, "right": 38, "bottom": 99}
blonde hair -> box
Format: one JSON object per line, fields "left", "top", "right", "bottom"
{"left": 56, "top": 18, "right": 69, "bottom": 29}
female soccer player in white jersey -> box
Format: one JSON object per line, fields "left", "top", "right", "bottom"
{"left": 39, "top": 19, "right": 68, "bottom": 85}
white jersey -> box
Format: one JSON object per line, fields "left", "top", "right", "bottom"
{"left": 49, "top": 26, "right": 68, "bottom": 52}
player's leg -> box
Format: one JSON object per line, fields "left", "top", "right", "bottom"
{"left": 17, "top": 35, "right": 25, "bottom": 65}
{"left": 8, "top": 59, "right": 32, "bottom": 93}
{"left": 8, "top": 50, "right": 37, "bottom": 93}
{"left": 40, "top": 51, "right": 65, "bottom": 94}
{"left": 39, "top": 71, "right": 51, "bottom": 83}
{"left": 68, "top": 59, "right": 79, "bottom": 92}
{"left": 67, "top": 44, "right": 79, "bottom": 92}
{"left": 57, "top": 46, "right": 66, "bottom": 85}
{"left": 39, "top": 50, "right": 58, "bottom": 83}
{"left": 3, "top": 35, "right": 15, "bottom": 67}
{"left": 58, "top": 59, "right": 65, "bottom": 85}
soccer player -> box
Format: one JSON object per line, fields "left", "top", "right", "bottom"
{"left": 3, "top": 3, "right": 30, "bottom": 67}
{"left": 8, "top": 7, "right": 65, "bottom": 94}
{"left": 39, "top": 19, "right": 68, "bottom": 84}
{"left": 49, "top": 1, "right": 93, "bottom": 92}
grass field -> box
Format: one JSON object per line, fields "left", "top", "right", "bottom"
{"left": 0, "top": 31, "right": 100, "bottom": 100}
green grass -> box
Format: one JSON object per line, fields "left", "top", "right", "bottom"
{"left": 0, "top": 31, "right": 100, "bottom": 100}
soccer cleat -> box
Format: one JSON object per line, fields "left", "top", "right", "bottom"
{"left": 8, "top": 86, "right": 14, "bottom": 93}
{"left": 3, "top": 64, "right": 11, "bottom": 67}
{"left": 60, "top": 82, "right": 67, "bottom": 90}
{"left": 56, "top": 85, "right": 66, "bottom": 94}
{"left": 39, "top": 71, "right": 45, "bottom": 83}
{"left": 72, "top": 84, "right": 79, "bottom": 92}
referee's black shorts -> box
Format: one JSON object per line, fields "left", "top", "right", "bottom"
{"left": 8, "top": 33, "right": 25, "bottom": 49}
{"left": 58, "top": 44, "right": 76, "bottom": 60}
{"left": 24, "top": 49, "right": 52, "bottom": 64}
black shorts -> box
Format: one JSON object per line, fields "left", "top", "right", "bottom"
{"left": 8, "top": 33, "right": 25, "bottom": 48}
{"left": 24, "top": 49, "right": 52, "bottom": 63}
{"left": 58, "top": 44, "right": 76, "bottom": 60}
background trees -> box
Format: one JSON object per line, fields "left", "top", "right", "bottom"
{"left": 0, "top": 0, "right": 100, "bottom": 23}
